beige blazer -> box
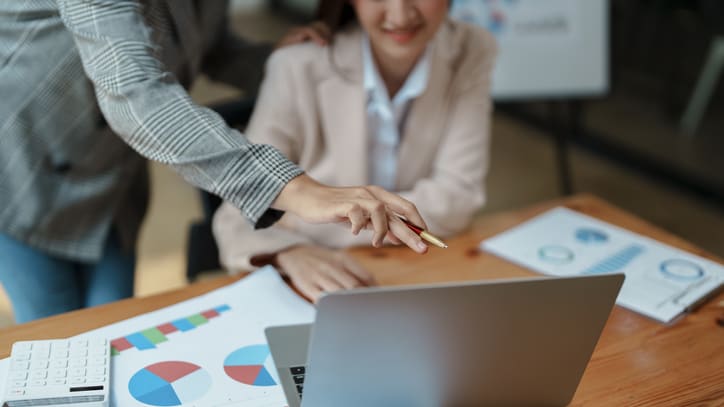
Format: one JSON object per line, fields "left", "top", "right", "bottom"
{"left": 214, "top": 19, "right": 497, "bottom": 272}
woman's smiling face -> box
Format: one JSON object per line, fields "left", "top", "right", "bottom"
{"left": 351, "top": 0, "right": 449, "bottom": 66}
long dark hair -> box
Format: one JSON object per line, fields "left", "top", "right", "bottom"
{"left": 315, "top": 0, "right": 357, "bottom": 33}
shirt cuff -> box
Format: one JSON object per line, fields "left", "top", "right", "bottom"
{"left": 254, "top": 208, "right": 286, "bottom": 229}
{"left": 223, "top": 143, "right": 304, "bottom": 229}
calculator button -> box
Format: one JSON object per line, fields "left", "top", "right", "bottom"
{"left": 30, "top": 360, "right": 49, "bottom": 370}
{"left": 70, "top": 368, "right": 86, "bottom": 377}
{"left": 50, "top": 369, "right": 67, "bottom": 378}
{"left": 88, "top": 376, "right": 105, "bottom": 384}
{"left": 11, "top": 361, "right": 30, "bottom": 371}
{"left": 51, "top": 360, "right": 68, "bottom": 368}
{"left": 30, "top": 380, "right": 47, "bottom": 387}
{"left": 89, "top": 366, "right": 106, "bottom": 376}
{"left": 13, "top": 343, "right": 33, "bottom": 351}
{"left": 8, "top": 389, "right": 25, "bottom": 396}
{"left": 13, "top": 352, "right": 31, "bottom": 361}
{"left": 11, "top": 381, "right": 27, "bottom": 388}
{"left": 70, "top": 377, "right": 86, "bottom": 385}
{"left": 89, "top": 357, "right": 106, "bottom": 366}
{"left": 70, "top": 348, "right": 88, "bottom": 357}
{"left": 70, "top": 358, "right": 87, "bottom": 367}
{"left": 51, "top": 350, "right": 69, "bottom": 359}
{"left": 50, "top": 378, "right": 67, "bottom": 386}
{"left": 30, "top": 371, "right": 48, "bottom": 380}
{"left": 70, "top": 339, "right": 88, "bottom": 348}
{"left": 11, "top": 371, "right": 28, "bottom": 380}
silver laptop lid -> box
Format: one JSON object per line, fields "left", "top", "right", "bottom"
{"left": 302, "top": 274, "right": 624, "bottom": 407}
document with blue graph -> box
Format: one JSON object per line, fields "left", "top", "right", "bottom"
{"left": 481, "top": 207, "right": 724, "bottom": 323}
{"left": 88, "top": 267, "right": 315, "bottom": 406}
{"left": 0, "top": 267, "right": 315, "bottom": 407}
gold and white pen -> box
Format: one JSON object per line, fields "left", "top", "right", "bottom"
{"left": 396, "top": 216, "right": 448, "bottom": 249}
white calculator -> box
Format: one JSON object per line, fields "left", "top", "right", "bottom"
{"left": 3, "top": 338, "right": 110, "bottom": 407}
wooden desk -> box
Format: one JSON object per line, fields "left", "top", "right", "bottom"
{"left": 1, "top": 195, "right": 722, "bottom": 405}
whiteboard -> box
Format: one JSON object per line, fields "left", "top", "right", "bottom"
{"left": 451, "top": 0, "right": 609, "bottom": 100}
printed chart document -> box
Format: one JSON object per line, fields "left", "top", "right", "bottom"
{"left": 481, "top": 207, "right": 724, "bottom": 323}
{"left": 0, "top": 267, "right": 315, "bottom": 407}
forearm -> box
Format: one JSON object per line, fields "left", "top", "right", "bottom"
{"left": 57, "top": 0, "right": 301, "bottom": 226}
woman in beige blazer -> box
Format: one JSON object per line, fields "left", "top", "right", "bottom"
{"left": 214, "top": 0, "right": 496, "bottom": 301}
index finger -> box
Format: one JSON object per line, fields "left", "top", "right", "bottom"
{"left": 363, "top": 200, "right": 388, "bottom": 248}
{"left": 364, "top": 186, "right": 427, "bottom": 230}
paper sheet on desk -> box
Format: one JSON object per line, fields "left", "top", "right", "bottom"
{"left": 481, "top": 207, "right": 724, "bottom": 323}
{"left": 0, "top": 267, "right": 314, "bottom": 407}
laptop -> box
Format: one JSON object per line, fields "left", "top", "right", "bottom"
{"left": 265, "top": 274, "right": 624, "bottom": 407}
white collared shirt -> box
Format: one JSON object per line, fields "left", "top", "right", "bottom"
{"left": 362, "top": 35, "right": 431, "bottom": 191}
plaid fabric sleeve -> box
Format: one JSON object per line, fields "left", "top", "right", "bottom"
{"left": 56, "top": 0, "right": 302, "bottom": 227}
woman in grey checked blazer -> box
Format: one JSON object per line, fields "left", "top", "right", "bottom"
{"left": 0, "top": 0, "right": 429, "bottom": 324}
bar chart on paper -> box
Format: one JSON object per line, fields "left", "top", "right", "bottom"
{"left": 223, "top": 344, "right": 278, "bottom": 387}
{"left": 66, "top": 268, "right": 315, "bottom": 406}
{"left": 581, "top": 245, "right": 644, "bottom": 275}
{"left": 128, "top": 361, "right": 212, "bottom": 406}
{"left": 111, "top": 305, "right": 231, "bottom": 355}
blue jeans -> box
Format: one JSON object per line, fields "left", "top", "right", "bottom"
{"left": 0, "top": 230, "right": 135, "bottom": 324}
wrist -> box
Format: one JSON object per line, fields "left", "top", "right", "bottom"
{"left": 273, "top": 174, "right": 315, "bottom": 213}
{"left": 250, "top": 245, "right": 304, "bottom": 271}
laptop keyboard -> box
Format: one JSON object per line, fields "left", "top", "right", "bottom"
{"left": 289, "top": 366, "right": 306, "bottom": 398}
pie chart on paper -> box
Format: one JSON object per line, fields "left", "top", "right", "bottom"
{"left": 224, "top": 344, "right": 278, "bottom": 386}
{"left": 128, "top": 361, "right": 211, "bottom": 406}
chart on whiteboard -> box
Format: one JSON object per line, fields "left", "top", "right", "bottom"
{"left": 481, "top": 208, "right": 724, "bottom": 323}
{"left": 451, "top": 0, "right": 579, "bottom": 43}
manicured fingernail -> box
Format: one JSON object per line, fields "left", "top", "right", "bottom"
{"left": 417, "top": 241, "right": 428, "bottom": 252}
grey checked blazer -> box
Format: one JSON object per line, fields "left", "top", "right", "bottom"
{"left": 0, "top": 0, "right": 302, "bottom": 261}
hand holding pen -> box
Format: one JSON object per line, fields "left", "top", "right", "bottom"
{"left": 396, "top": 216, "right": 448, "bottom": 249}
